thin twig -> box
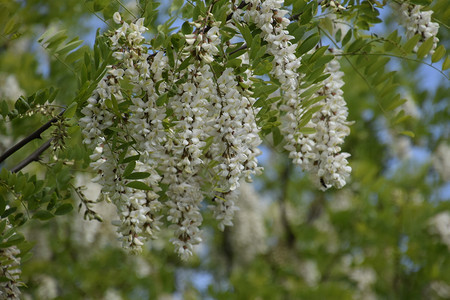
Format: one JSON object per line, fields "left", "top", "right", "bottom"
{"left": 229, "top": 43, "right": 248, "bottom": 55}
{"left": 0, "top": 110, "right": 64, "bottom": 164}
{"left": 115, "top": 0, "right": 137, "bottom": 19}
{"left": 10, "top": 138, "right": 54, "bottom": 173}
{"left": 226, "top": 0, "right": 248, "bottom": 23}
{"left": 319, "top": 27, "right": 387, "bottom": 114}
{"left": 338, "top": 52, "right": 449, "bottom": 80}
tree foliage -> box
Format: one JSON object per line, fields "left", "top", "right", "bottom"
{"left": 0, "top": 0, "right": 449, "bottom": 298}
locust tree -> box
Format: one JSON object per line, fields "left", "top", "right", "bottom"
{"left": 0, "top": 0, "right": 449, "bottom": 298}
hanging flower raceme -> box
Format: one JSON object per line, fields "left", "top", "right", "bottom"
{"left": 79, "top": 12, "right": 263, "bottom": 259}
{"left": 80, "top": 15, "right": 163, "bottom": 252}
{"left": 301, "top": 51, "right": 352, "bottom": 190}
{"left": 79, "top": 4, "right": 355, "bottom": 259}
{"left": 242, "top": 0, "right": 351, "bottom": 189}
{"left": 391, "top": 1, "right": 440, "bottom": 56}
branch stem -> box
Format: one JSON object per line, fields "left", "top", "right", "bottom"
{"left": 0, "top": 110, "right": 64, "bottom": 164}
{"left": 10, "top": 138, "right": 54, "bottom": 173}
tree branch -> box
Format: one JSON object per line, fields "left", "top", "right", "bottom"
{"left": 229, "top": 43, "right": 248, "bottom": 55}
{"left": 10, "top": 138, "right": 53, "bottom": 173}
{"left": 0, "top": 110, "right": 64, "bottom": 164}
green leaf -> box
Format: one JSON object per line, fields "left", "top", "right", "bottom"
{"left": 123, "top": 161, "right": 136, "bottom": 178}
{"left": 253, "top": 84, "right": 278, "bottom": 98}
{"left": 386, "top": 96, "right": 407, "bottom": 111}
{"left": 110, "top": 93, "right": 120, "bottom": 116}
{"left": 55, "top": 203, "right": 73, "bottom": 215}
{"left": 347, "top": 38, "right": 366, "bottom": 53}
{"left": 410, "top": 0, "right": 432, "bottom": 5}
{"left": 250, "top": 34, "right": 261, "bottom": 61}
{"left": 125, "top": 172, "right": 151, "bottom": 180}
{"left": 56, "top": 38, "right": 83, "bottom": 56}
{"left": 289, "top": 24, "right": 306, "bottom": 44}
{"left": 0, "top": 233, "right": 24, "bottom": 248}
{"left": 335, "top": 29, "right": 342, "bottom": 43}
{"left": 416, "top": 37, "right": 434, "bottom": 59}
{"left": 201, "top": 136, "right": 215, "bottom": 154}
{"left": 4, "top": 18, "right": 17, "bottom": 35}
{"left": 253, "top": 59, "right": 272, "bottom": 75}
{"left": 366, "top": 57, "right": 390, "bottom": 76}
{"left": 342, "top": 29, "right": 352, "bottom": 46}
{"left": 64, "top": 102, "right": 77, "bottom": 118}
{"left": 43, "top": 30, "right": 68, "bottom": 50}
{"left": 298, "top": 127, "right": 316, "bottom": 134}
{"left": 20, "top": 252, "right": 33, "bottom": 263}
{"left": 32, "top": 210, "right": 54, "bottom": 221}
{"left": 400, "top": 131, "right": 415, "bottom": 138}
{"left": 14, "top": 96, "right": 30, "bottom": 114}
{"left": 156, "top": 93, "right": 169, "bottom": 106}
{"left": 297, "top": 34, "right": 320, "bottom": 56}
{"left": 177, "top": 56, "right": 192, "bottom": 72}
{"left": 392, "top": 110, "right": 411, "bottom": 125}
{"left": 403, "top": 34, "right": 421, "bottom": 54}
{"left": 226, "top": 58, "right": 242, "bottom": 68}
{"left": 302, "top": 95, "right": 326, "bottom": 109}
{"left": 65, "top": 47, "right": 85, "bottom": 64}
{"left": 0, "top": 101, "right": 9, "bottom": 117}
{"left": 126, "top": 181, "right": 152, "bottom": 191}
{"left": 300, "top": 84, "right": 322, "bottom": 98}
{"left": 431, "top": 45, "right": 446, "bottom": 63}
{"left": 308, "top": 46, "right": 328, "bottom": 63}
{"left": 2, "top": 207, "right": 16, "bottom": 218}
{"left": 443, "top": 56, "right": 450, "bottom": 70}
{"left": 0, "top": 220, "right": 6, "bottom": 234}
{"left": 121, "top": 155, "right": 140, "bottom": 164}
{"left": 272, "top": 127, "right": 283, "bottom": 146}
{"left": 235, "top": 22, "right": 252, "bottom": 46}
{"left": 384, "top": 30, "right": 398, "bottom": 51}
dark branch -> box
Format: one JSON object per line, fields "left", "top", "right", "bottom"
{"left": 225, "top": 0, "right": 248, "bottom": 23}
{"left": 10, "top": 138, "right": 53, "bottom": 173}
{"left": 0, "top": 110, "right": 64, "bottom": 164}
{"left": 229, "top": 43, "right": 248, "bottom": 55}
{"left": 204, "top": 1, "right": 248, "bottom": 33}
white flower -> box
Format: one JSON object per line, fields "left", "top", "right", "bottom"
{"left": 113, "top": 12, "right": 122, "bottom": 24}
{"left": 300, "top": 260, "right": 321, "bottom": 287}
{"left": 228, "top": 182, "right": 267, "bottom": 264}
{"left": 429, "top": 211, "right": 450, "bottom": 249}
{"left": 432, "top": 143, "right": 450, "bottom": 181}
{"left": 392, "top": 2, "right": 440, "bottom": 56}
{"left": 350, "top": 267, "right": 377, "bottom": 291}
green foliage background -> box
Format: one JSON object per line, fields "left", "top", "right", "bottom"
{"left": 0, "top": 0, "right": 449, "bottom": 299}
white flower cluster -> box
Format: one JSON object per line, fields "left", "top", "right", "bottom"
{"left": 229, "top": 182, "right": 267, "bottom": 264}
{"left": 349, "top": 267, "right": 378, "bottom": 300}
{"left": 432, "top": 143, "right": 450, "bottom": 181}
{"left": 185, "top": 21, "right": 221, "bottom": 64}
{"left": 243, "top": 0, "right": 351, "bottom": 189}
{"left": 392, "top": 2, "right": 440, "bottom": 56}
{"left": 0, "top": 218, "right": 22, "bottom": 300}
{"left": 0, "top": 74, "right": 23, "bottom": 153}
{"left": 297, "top": 55, "right": 352, "bottom": 190}
{"left": 0, "top": 74, "right": 24, "bottom": 101}
{"left": 299, "top": 260, "right": 321, "bottom": 286}
{"left": 428, "top": 211, "right": 450, "bottom": 249}
{"left": 80, "top": 13, "right": 262, "bottom": 259}
{"left": 80, "top": 16, "right": 164, "bottom": 252}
